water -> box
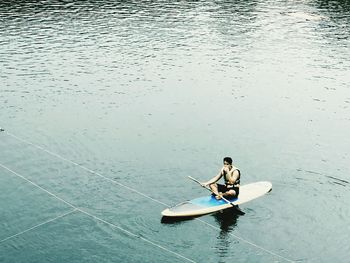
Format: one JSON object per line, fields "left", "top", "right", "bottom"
{"left": 1, "top": 0, "right": 349, "bottom": 262}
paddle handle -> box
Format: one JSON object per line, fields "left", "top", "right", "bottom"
{"left": 188, "top": 176, "right": 205, "bottom": 187}
{"left": 187, "top": 176, "right": 235, "bottom": 206}
{"left": 188, "top": 176, "right": 213, "bottom": 193}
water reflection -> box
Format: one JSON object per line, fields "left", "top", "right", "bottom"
{"left": 160, "top": 214, "right": 198, "bottom": 224}
{"left": 212, "top": 207, "right": 242, "bottom": 233}
{"left": 212, "top": 208, "right": 242, "bottom": 260}
{"left": 160, "top": 206, "right": 243, "bottom": 225}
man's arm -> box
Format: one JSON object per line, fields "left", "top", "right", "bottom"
{"left": 228, "top": 169, "right": 240, "bottom": 185}
{"left": 201, "top": 169, "right": 223, "bottom": 186}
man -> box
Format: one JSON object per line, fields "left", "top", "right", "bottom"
{"left": 201, "top": 157, "right": 240, "bottom": 200}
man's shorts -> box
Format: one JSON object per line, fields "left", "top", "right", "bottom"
{"left": 217, "top": 184, "right": 239, "bottom": 197}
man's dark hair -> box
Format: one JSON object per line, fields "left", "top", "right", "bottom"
{"left": 223, "top": 157, "right": 232, "bottom": 164}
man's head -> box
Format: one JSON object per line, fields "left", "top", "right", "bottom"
{"left": 223, "top": 157, "right": 233, "bottom": 166}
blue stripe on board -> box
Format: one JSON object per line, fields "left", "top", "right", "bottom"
{"left": 190, "top": 195, "right": 238, "bottom": 207}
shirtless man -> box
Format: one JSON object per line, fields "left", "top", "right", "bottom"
{"left": 201, "top": 157, "right": 240, "bottom": 200}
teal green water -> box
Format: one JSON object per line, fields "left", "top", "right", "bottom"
{"left": 1, "top": 1, "right": 349, "bottom": 262}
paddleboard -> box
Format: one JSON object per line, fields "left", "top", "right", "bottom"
{"left": 161, "top": 181, "right": 272, "bottom": 217}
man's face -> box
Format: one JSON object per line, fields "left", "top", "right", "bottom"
{"left": 223, "top": 161, "right": 232, "bottom": 168}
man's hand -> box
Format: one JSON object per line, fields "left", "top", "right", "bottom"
{"left": 215, "top": 192, "right": 223, "bottom": 200}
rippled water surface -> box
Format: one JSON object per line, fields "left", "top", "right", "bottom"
{"left": 1, "top": 0, "right": 349, "bottom": 262}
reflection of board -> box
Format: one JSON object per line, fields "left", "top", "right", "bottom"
{"left": 161, "top": 181, "right": 272, "bottom": 217}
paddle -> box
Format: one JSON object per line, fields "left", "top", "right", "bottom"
{"left": 187, "top": 176, "right": 239, "bottom": 208}
{"left": 188, "top": 176, "right": 245, "bottom": 215}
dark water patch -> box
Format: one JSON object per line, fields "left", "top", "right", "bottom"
{"left": 212, "top": 208, "right": 241, "bottom": 233}
{"left": 161, "top": 215, "right": 198, "bottom": 224}
{"left": 325, "top": 175, "right": 350, "bottom": 187}
{"left": 296, "top": 168, "right": 349, "bottom": 189}
{"left": 296, "top": 168, "right": 323, "bottom": 176}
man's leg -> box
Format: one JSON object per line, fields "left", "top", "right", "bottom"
{"left": 209, "top": 183, "right": 223, "bottom": 199}
{"left": 222, "top": 189, "right": 236, "bottom": 198}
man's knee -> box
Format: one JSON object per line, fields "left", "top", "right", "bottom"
{"left": 227, "top": 190, "right": 236, "bottom": 196}
{"left": 209, "top": 183, "right": 217, "bottom": 189}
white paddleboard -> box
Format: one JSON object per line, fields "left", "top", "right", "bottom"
{"left": 161, "top": 181, "right": 272, "bottom": 217}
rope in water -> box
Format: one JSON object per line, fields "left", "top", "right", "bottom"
{"left": 4, "top": 131, "right": 168, "bottom": 207}
{"left": 0, "top": 209, "right": 77, "bottom": 243}
{"left": 196, "top": 218, "right": 295, "bottom": 262}
{"left": 0, "top": 162, "right": 196, "bottom": 263}
{"left": 1, "top": 129, "right": 295, "bottom": 262}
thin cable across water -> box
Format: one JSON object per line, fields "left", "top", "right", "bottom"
{"left": 0, "top": 162, "right": 196, "bottom": 263}
{"left": 0, "top": 209, "right": 77, "bottom": 244}
{"left": 1, "top": 130, "right": 295, "bottom": 262}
